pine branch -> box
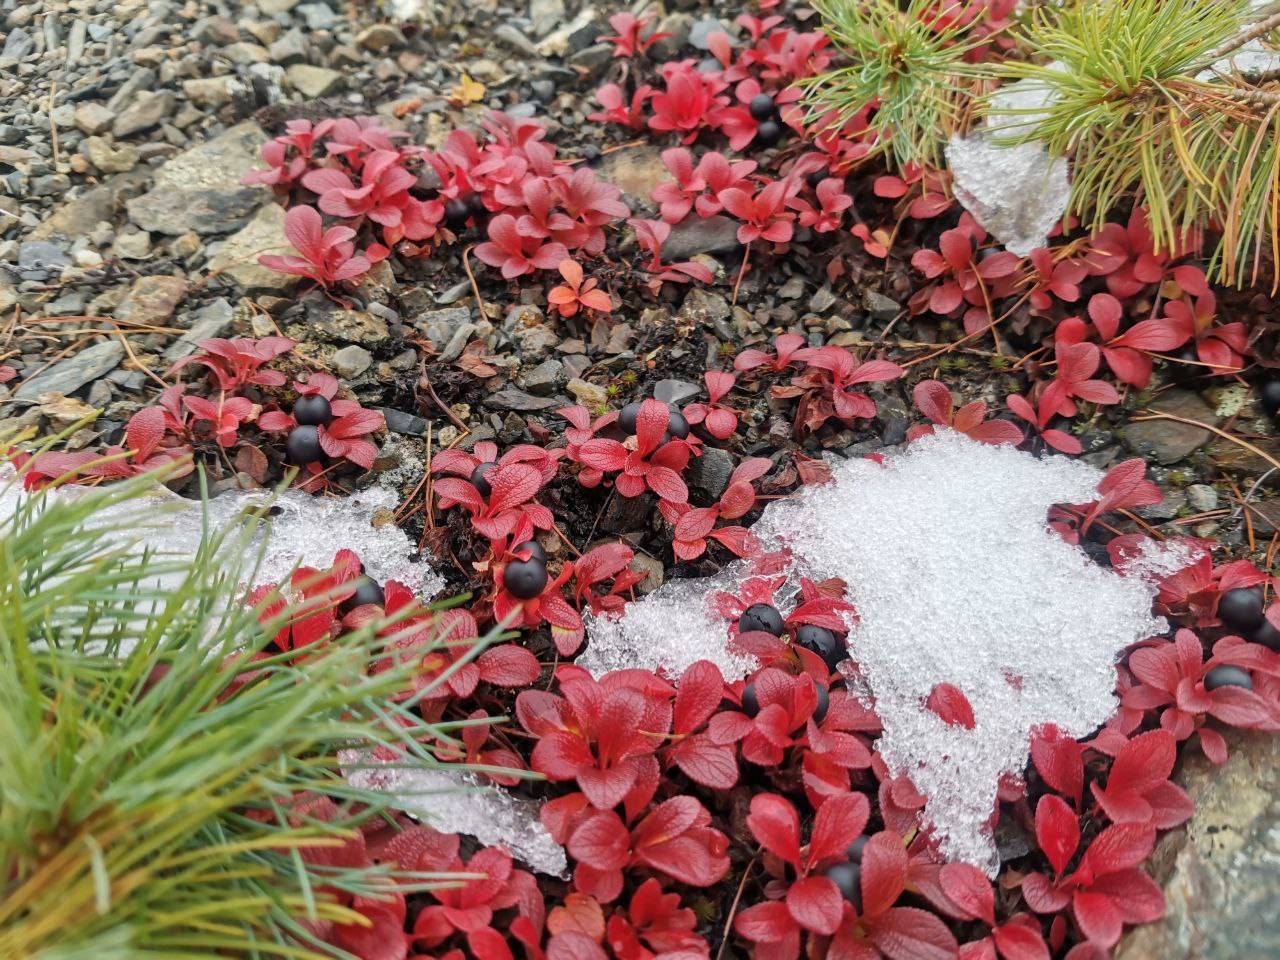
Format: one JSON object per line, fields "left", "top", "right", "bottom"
{"left": 1205, "top": 10, "right": 1280, "bottom": 62}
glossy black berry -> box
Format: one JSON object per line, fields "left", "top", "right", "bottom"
{"left": 504, "top": 556, "right": 548, "bottom": 599}
{"left": 1260, "top": 379, "right": 1280, "bottom": 418}
{"left": 824, "top": 861, "right": 862, "bottom": 911}
{"left": 795, "top": 624, "right": 847, "bottom": 671}
{"left": 738, "top": 603, "right": 784, "bottom": 636}
{"left": 513, "top": 540, "right": 546, "bottom": 563}
{"left": 813, "top": 683, "right": 829, "bottom": 724}
{"left": 806, "top": 170, "right": 827, "bottom": 189}
{"left": 741, "top": 682, "right": 760, "bottom": 717}
{"left": 470, "top": 462, "right": 496, "bottom": 498}
{"left": 1218, "top": 587, "right": 1265, "bottom": 632}
{"left": 748, "top": 93, "right": 776, "bottom": 122}
{"left": 754, "top": 119, "right": 783, "bottom": 147}
{"left": 1203, "top": 665, "right": 1253, "bottom": 691}
{"left": 286, "top": 425, "right": 324, "bottom": 465}
{"left": 293, "top": 393, "right": 333, "bottom": 427}
{"left": 619, "top": 401, "right": 643, "bottom": 435}
{"left": 1249, "top": 617, "right": 1280, "bottom": 651}
{"left": 846, "top": 836, "right": 869, "bottom": 862}
{"left": 467, "top": 192, "right": 487, "bottom": 216}
{"left": 340, "top": 575, "right": 385, "bottom": 613}
{"left": 445, "top": 198, "right": 470, "bottom": 228}
{"left": 666, "top": 408, "right": 690, "bottom": 440}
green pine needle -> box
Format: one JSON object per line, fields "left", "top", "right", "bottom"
{"left": 0, "top": 462, "right": 494, "bottom": 958}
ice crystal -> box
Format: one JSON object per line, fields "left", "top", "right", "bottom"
{"left": 341, "top": 749, "right": 568, "bottom": 876}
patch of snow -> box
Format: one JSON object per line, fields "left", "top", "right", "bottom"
{"left": 588, "top": 433, "right": 1183, "bottom": 872}
{"left": 579, "top": 569, "right": 760, "bottom": 679}
{"left": 341, "top": 750, "right": 568, "bottom": 877}
{"left": 0, "top": 473, "right": 442, "bottom": 597}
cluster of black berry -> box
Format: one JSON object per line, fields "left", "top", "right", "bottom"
{"left": 286, "top": 394, "right": 333, "bottom": 466}
{"left": 823, "top": 836, "right": 870, "bottom": 911}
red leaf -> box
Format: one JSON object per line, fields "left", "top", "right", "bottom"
{"left": 671, "top": 736, "right": 739, "bottom": 789}
{"left": 546, "top": 931, "right": 608, "bottom": 960}
{"left": 913, "top": 380, "right": 954, "bottom": 425}
{"left": 734, "top": 901, "right": 795, "bottom": 943}
{"left": 939, "top": 862, "right": 995, "bottom": 925}
{"left": 991, "top": 922, "right": 1049, "bottom": 960}
{"left": 867, "top": 906, "right": 959, "bottom": 960}
{"left": 674, "top": 660, "right": 725, "bottom": 734}
{"left": 488, "top": 463, "right": 544, "bottom": 512}
{"left": 1029, "top": 725, "right": 1084, "bottom": 804}
{"left": 645, "top": 465, "right": 688, "bottom": 504}
{"left": 567, "top": 810, "right": 631, "bottom": 871}
{"left": 746, "top": 793, "right": 801, "bottom": 868}
{"left": 787, "top": 876, "right": 844, "bottom": 935}
{"left": 807, "top": 791, "right": 870, "bottom": 865}
{"left": 477, "top": 644, "right": 540, "bottom": 686}
{"left": 1034, "top": 795, "right": 1079, "bottom": 877}
{"left": 925, "top": 683, "right": 976, "bottom": 729}
{"left": 1071, "top": 892, "right": 1123, "bottom": 948}
{"left": 1080, "top": 823, "right": 1155, "bottom": 876}
{"left": 860, "top": 831, "right": 909, "bottom": 918}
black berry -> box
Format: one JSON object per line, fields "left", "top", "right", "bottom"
{"left": 738, "top": 603, "right": 784, "bottom": 636}
{"left": 824, "top": 861, "right": 862, "bottom": 911}
{"left": 340, "top": 575, "right": 385, "bottom": 613}
{"left": 806, "top": 169, "right": 827, "bottom": 189}
{"left": 504, "top": 556, "right": 548, "bottom": 599}
{"left": 754, "top": 119, "right": 783, "bottom": 147}
{"left": 1260, "top": 380, "right": 1280, "bottom": 418}
{"left": 1203, "top": 665, "right": 1253, "bottom": 691}
{"left": 846, "top": 836, "right": 869, "bottom": 862}
{"left": 1248, "top": 617, "right": 1280, "bottom": 651}
{"left": 293, "top": 393, "right": 333, "bottom": 427}
{"left": 748, "top": 93, "right": 776, "bottom": 122}
{"left": 286, "top": 425, "right": 324, "bottom": 465}
{"left": 1218, "top": 587, "right": 1265, "bottom": 632}
{"left": 741, "top": 681, "right": 760, "bottom": 717}
{"left": 445, "top": 198, "right": 470, "bottom": 228}
{"left": 666, "top": 408, "right": 690, "bottom": 440}
{"left": 619, "top": 401, "right": 643, "bottom": 435}
{"left": 467, "top": 192, "right": 487, "bottom": 216}
{"left": 813, "top": 683, "right": 829, "bottom": 724}
{"left": 513, "top": 540, "right": 546, "bottom": 563}
{"left": 470, "top": 462, "right": 496, "bottom": 498}
{"left": 795, "top": 624, "right": 846, "bottom": 671}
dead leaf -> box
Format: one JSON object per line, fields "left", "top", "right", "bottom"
{"left": 449, "top": 74, "right": 486, "bottom": 107}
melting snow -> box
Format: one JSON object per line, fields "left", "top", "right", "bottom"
{"left": 585, "top": 432, "right": 1180, "bottom": 872}
{"left": 341, "top": 750, "right": 568, "bottom": 877}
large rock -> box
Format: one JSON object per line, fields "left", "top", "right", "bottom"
{"left": 207, "top": 203, "right": 300, "bottom": 293}
{"left": 1125, "top": 390, "right": 1220, "bottom": 465}
{"left": 662, "top": 214, "right": 741, "bottom": 261}
{"left": 32, "top": 185, "right": 116, "bottom": 241}
{"left": 1114, "top": 731, "right": 1280, "bottom": 960}
{"left": 126, "top": 122, "right": 269, "bottom": 236}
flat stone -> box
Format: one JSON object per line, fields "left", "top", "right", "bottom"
{"left": 14, "top": 339, "right": 124, "bottom": 400}
{"left": 304, "top": 305, "right": 390, "bottom": 346}
{"left": 520, "top": 358, "right": 564, "bottom": 396}
{"left": 494, "top": 24, "right": 539, "bottom": 57}
{"left": 115, "top": 275, "right": 187, "bottom": 325}
{"left": 1114, "top": 731, "right": 1280, "bottom": 960}
{"left": 163, "top": 299, "right": 235, "bottom": 361}
{"left": 529, "top": 0, "right": 566, "bottom": 37}
{"left": 112, "top": 91, "right": 175, "bottom": 138}
{"left": 596, "top": 145, "right": 667, "bottom": 203}
{"left": 662, "top": 214, "right": 741, "bottom": 261}
{"left": 207, "top": 203, "right": 300, "bottom": 293}
{"left": 17, "top": 241, "right": 70, "bottom": 275}
{"left": 357, "top": 24, "right": 404, "bottom": 51}
{"left": 126, "top": 122, "right": 269, "bottom": 236}
{"left": 567, "top": 378, "right": 608, "bottom": 410}
{"left": 333, "top": 345, "right": 374, "bottom": 379}
{"left": 688, "top": 446, "right": 734, "bottom": 498}
{"left": 84, "top": 136, "right": 139, "bottom": 174}
{"left": 286, "top": 63, "right": 345, "bottom": 98}
{"left": 1125, "top": 391, "right": 1220, "bottom": 465}
{"left": 485, "top": 386, "right": 560, "bottom": 412}
{"left": 73, "top": 102, "right": 115, "bottom": 136}
{"left": 32, "top": 185, "right": 115, "bottom": 241}
{"left": 864, "top": 290, "right": 901, "bottom": 321}
{"left": 376, "top": 407, "right": 428, "bottom": 436}
{"left": 1243, "top": 501, "right": 1280, "bottom": 535}
{"left": 1186, "top": 484, "right": 1219, "bottom": 513}
{"left": 653, "top": 379, "right": 701, "bottom": 406}
{"left": 678, "top": 288, "right": 731, "bottom": 325}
